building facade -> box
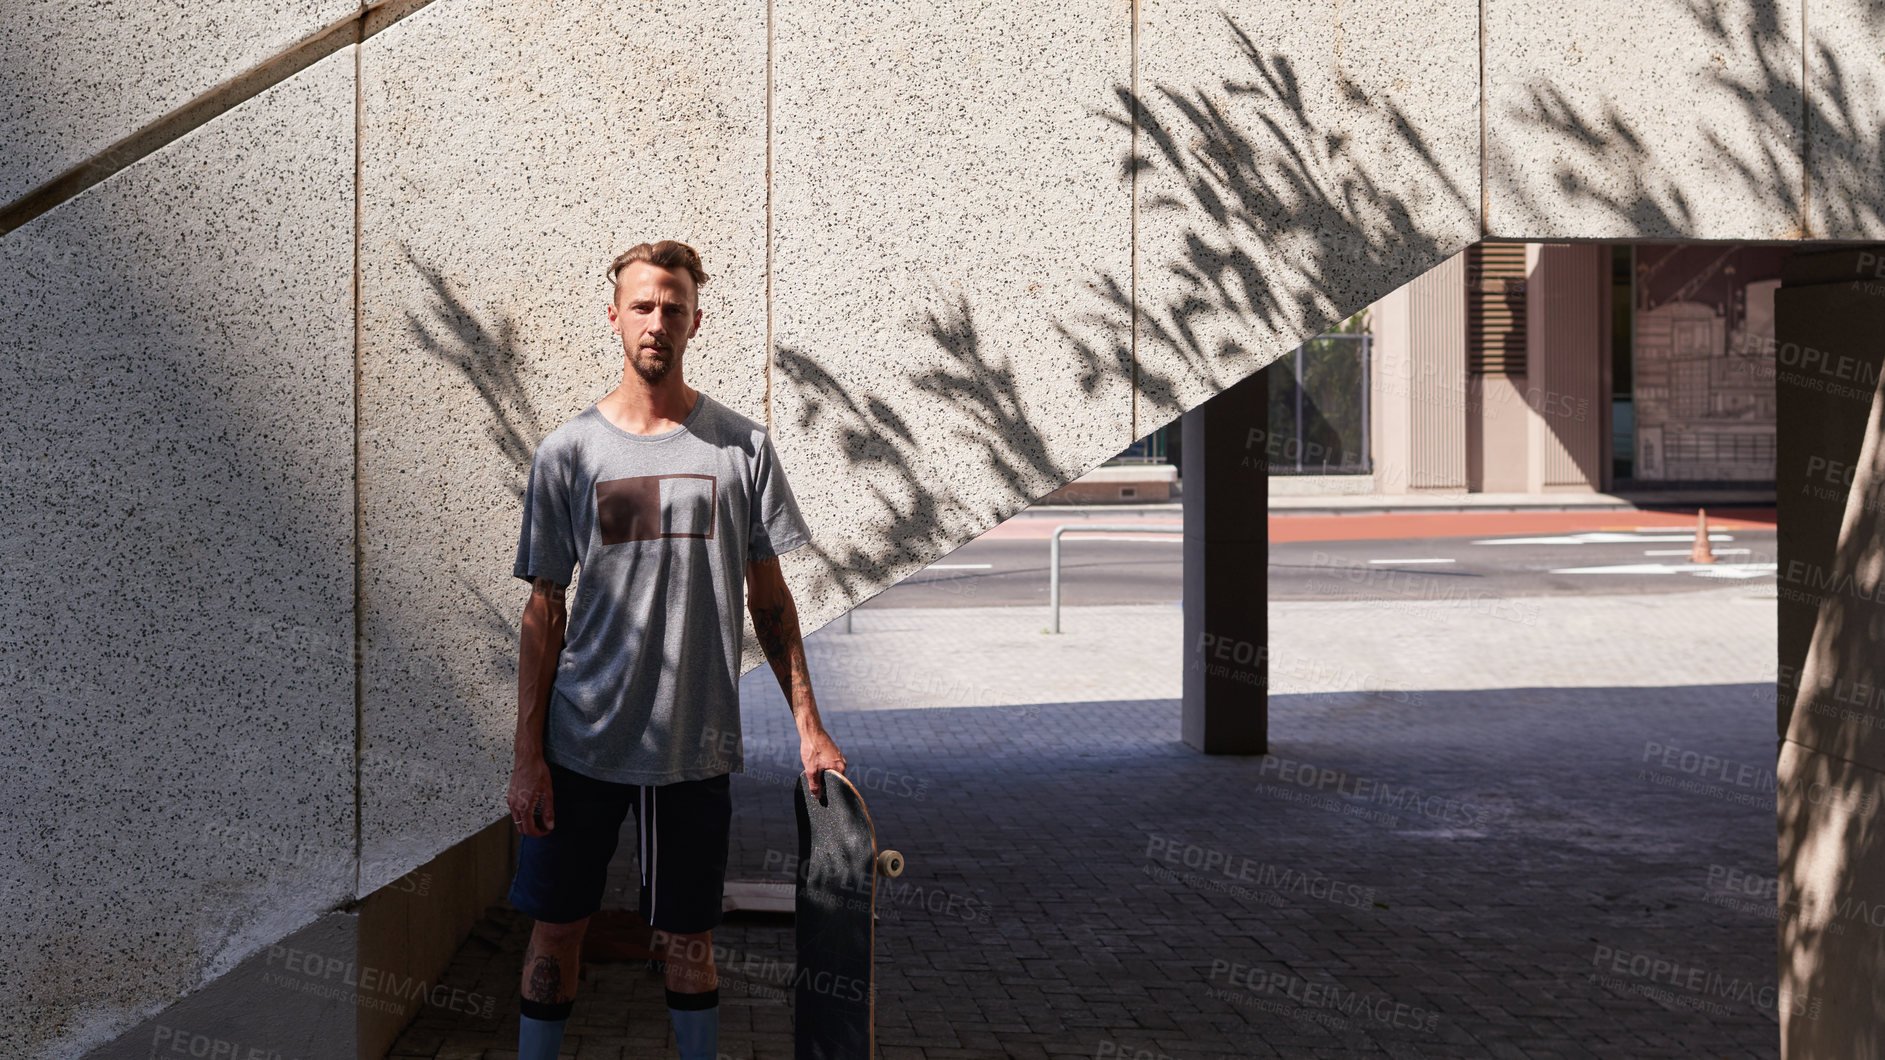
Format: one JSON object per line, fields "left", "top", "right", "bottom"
{"left": 1276, "top": 242, "right": 1786, "bottom": 497}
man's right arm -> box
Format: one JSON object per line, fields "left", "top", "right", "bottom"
{"left": 508, "top": 576, "right": 567, "bottom": 836}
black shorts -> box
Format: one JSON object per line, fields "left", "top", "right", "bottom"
{"left": 507, "top": 760, "right": 732, "bottom": 934}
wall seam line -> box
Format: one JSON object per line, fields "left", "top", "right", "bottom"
{"left": 0, "top": 0, "right": 436, "bottom": 238}
{"left": 351, "top": 14, "right": 367, "bottom": 902}
{"left": 1129, "top": 0, "right": 1140, "bottom": 445}
{"left": 1800, "top": 0, "right": 1810, "bottom": 237}
{"left": 1478, "top": 0, "right": 1489, "bottom": 237}
{"left": 763, "top": 0, "right": 776, "bottom": 432}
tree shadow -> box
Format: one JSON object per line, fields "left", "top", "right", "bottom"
{"left": 402, "top": 245, "right": 545, "bottom": 502}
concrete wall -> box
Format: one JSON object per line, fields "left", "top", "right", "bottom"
{"left": 1486, "top": 0, "right": 1807, "bottom": 239}
{"left": 1, "top": 49, "right": 357, "bottom": 1057}
{"left": 769, "top": 0, "right": 1135, "bottom": 623}
{"left": 0, "top": 0, "right": 359, "bottom": 204}
{"left": 1135, "top": 0, "right": 1481, "bottom": 432}
{"left": 4, "top": 0, "right": 1885, "bottom": 1054}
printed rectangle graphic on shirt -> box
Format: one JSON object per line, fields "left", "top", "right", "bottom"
{"left": 596, "top": 473, "right": 718, "bottom": 545}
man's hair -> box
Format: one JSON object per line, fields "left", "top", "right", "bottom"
{"left": 607, "top": 240, "right": 710, "bottom": 300}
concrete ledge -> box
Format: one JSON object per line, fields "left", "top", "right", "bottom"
{"left": 1040, "top": 463, "right": 1178, "bottom": 504}
{"left": 1006, "top": 487, "right": 1776, "bottom": 521}
{"left": 1266, "top": 488, "right": 1777, "bottom": 515}
{"left": 1268, "top": 474, "right": 1375, "bottom": 496}
{"left": 85, "top": 818, "right": 515, "bottom": 1060}
{"left": 356, "top": 817, "right": 516, "bottom": 1055}
{"left": 86, "top": 912, "right": 362, "bottom": 1060}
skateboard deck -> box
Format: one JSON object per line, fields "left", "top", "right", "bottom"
{"left": 794, "top": 769, "right": 903, "bottom": 1060}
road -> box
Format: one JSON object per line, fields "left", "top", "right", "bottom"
{"left": 860, "top": 509, "right": 1777, "bottom": 609}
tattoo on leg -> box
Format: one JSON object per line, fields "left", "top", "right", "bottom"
{"left": 526, "top": 953, "right": 564, "bottom": 1003}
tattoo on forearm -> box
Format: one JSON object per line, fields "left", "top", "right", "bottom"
{"left": 751, "top": 597, "right": 815, "bottom": 715}
{"left": 752, "top": 600, "right": 790, "bottom": 661}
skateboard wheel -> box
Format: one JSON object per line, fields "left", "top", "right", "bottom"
{"left": 877, "top": 850, "right": 905, "bottom": 878}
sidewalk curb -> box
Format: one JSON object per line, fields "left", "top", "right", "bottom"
{"left": 1018, "top": 491, "right": 1777, "bottom": 519}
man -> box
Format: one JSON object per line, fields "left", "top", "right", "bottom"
{"left": 504, "top": 240, "right": 846, "bottom": 1059}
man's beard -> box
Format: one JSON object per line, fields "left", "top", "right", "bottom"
{"left": 630, "top": 344, "right": 674, "bottom": 384}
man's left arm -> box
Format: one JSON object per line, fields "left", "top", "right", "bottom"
{"left": 746, "top": 555, "right": 846, "bottom": 796}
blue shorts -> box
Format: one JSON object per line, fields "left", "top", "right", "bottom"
{"left": 507, "top": 760, "right": 732, "bottom": 934}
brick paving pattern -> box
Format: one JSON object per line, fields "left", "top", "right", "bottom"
{"left": 392, "top": 587, "right": 1779, "bottom": 1058}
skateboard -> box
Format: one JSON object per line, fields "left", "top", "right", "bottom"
{"left": 794, "top": 768, "right": 904, "bottom": 1060}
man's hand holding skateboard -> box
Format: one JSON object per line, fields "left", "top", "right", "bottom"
{"left": 798, "top": 720, "right": 847, "bottom": 800}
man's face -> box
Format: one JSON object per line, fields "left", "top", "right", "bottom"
{"left": 607, "top": 261, "right": 701, "bottom": 385}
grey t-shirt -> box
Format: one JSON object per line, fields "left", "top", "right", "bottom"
{"left": 513, "top": 392, "right": 811, "bottom": 785}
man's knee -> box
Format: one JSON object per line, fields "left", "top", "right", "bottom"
{"left": 531, "top": 916, "right": 591, "bottom": 949}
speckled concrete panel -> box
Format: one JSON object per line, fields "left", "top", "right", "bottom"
{"left": 1486, "top": 0, "right": 1805, "bottom": 240}
{"left": 0, "top": 0, "right": 358, "bottom": 205}
{"left": 769, "top": 0, "right": 1135, "bottom": 632}
{"left": 1807, "top": 0, "right": 1885, "bottom": 237}
{"left": 357, "top": 0, "right": 767, "bottom": 893}
{"left": 0, "top": 51, "right": 355, "bottom": 1059}
{"left": 1134, "top": 0, "right": 1481, "bottom": 427}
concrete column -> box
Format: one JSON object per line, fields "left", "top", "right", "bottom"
{"left": 1525, "top": 243, "right": 1605, "bottom": 492}
{"left": 1181, "top": 364, "right": 1268, "bottom": 754}
{"left": 1775, "top": 246, "right": 1885, "bottom": 1057}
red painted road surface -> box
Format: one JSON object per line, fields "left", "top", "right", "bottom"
{"left": 976, "top": 507, "right": 1777, "bottom": 544}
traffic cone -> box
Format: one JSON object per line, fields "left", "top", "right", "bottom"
{"left": 1689, "top": 508, "right": 1717, "bottom": 564}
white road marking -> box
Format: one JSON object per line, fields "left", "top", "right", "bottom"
{"left": 1642, "top": 548, "right": 1751, "bottom": 556}
{"left": 1368, "top": 558, "right": 1457, "bottom": 565}
{"left": 1475, "top": 532, "right": 1733, "bottom": 546}
{"left": 1548, "top": 562, "right": 1777, "bottom": 579}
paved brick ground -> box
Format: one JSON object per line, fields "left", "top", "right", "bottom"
{"left": 392, "top": 588, "right": 1780, "bottom": 1059}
